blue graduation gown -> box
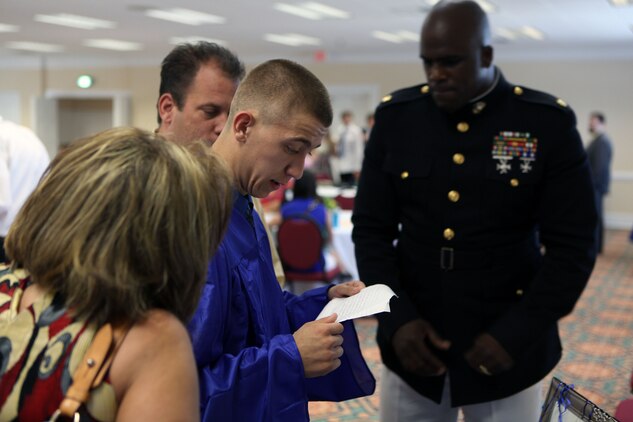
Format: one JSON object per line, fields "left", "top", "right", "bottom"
{"left": 188, "top": 193, "right": 375, "bottom": 421}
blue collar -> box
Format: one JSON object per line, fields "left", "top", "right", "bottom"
{"left": 233, "top": 190, "right": 255, "bottom": 227}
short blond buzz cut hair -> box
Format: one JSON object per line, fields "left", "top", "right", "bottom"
{"left": 6, "top": 127, "right": 233, "bottom": 326}
{"left": 228, "top": 58, "right": 333, "bottom": 127}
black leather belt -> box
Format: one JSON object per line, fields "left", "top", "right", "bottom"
{"left": 429, "top": 238, "right": 538, "bottom": 271}
{"left": 438, "top": 246, "right": 491, "bottom": 271}
{"left": 440, "top": 247, "right": 454, "bottom": 270}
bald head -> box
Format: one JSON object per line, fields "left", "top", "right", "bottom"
{"left": 420, "top": 0, "right": 495, "bottom": 112}
{"left": 425, "top": 1, "right": 491, "bottom": 48}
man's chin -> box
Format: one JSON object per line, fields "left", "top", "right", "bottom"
{"left": 432, "top": 92, "right": 464, "bottom": 113}
{"left": 249, "top": 181, "right": 282, "bottom": 199}
{"left": 434, "top": 100, "right": 462, "bottom": 114}
{"left": 250, "top": 187, "right": 270, "bottom": 199}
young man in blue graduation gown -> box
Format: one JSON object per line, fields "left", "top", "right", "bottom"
{"left": 188, "top": 59, "right": 375, "bottom": 421}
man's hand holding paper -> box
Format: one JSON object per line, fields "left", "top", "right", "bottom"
{"left": 328, "top": 280, "right": 365, "bottom": 300}
{"left": 319, "top": 283, "right": 397, "bottom": 322}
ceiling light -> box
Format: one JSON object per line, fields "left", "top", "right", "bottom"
{"left": 608, "top": 0, "right": 633, "bottom": 6}
{"left": 274, "top": 3, "right": 322, "bottom": 20}
{"left": 302, "top": 3, "right": 349, "bottom": 19}
{"left": 145, "top": 8, "right": 225, "bottom": 25}
{"left": 491, "top": 26, "right": 545, "bottom": 42}
{"left": 424, "top": 0, "right": 496, "bottom": 12}
{"left": 475, "top": 0, "right": 497, "bottom": 13}
{"left": 372, "top": 31, "right": 403, "bottom": 43}
{"left": 83, "top": 39, "right": 142, "bottom": 51}
{"left": 396, "top": 30, "right": 419, "bottom": 42}
{"left": 520, "top": 26, "right": 545, "bottom": 40}
{"left": 372, "top": 30, "right": 419, "bottom": 43}
{"left": 264, "top": 33, "right": 321, "bottom": 47}
{"left": 274, "top": 2, "right": 349, "bottom": 20}
{"left": 5, "top": 41, "right": 64, "bottom": 53}
{"left": 287, "top": 34, "right": 321, "bottom": 45}
{"left": 170, "top": 36, "right": 226, "bottom": 46}
{"left": 494, "top": 27, "right": 518, "bottom": 41}
{"left": 0, "top": 23, "right": 19, "bottom": 32}
{"left": 34, "top": 13, "right": 116, "bottom": 30}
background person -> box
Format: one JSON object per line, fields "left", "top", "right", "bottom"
{"left": 190, "top": 59, "right": 375, "bottom": 421}
{"left": 0, "top": 127, "right": 233, "bottom": 421}
{"left": 586, "top": 111, "right": 613, "bottom": 254}
{"left": 0, "top": 116, "right": 49, "bottom": 262}
{"left": 280, "top": 169, "right": 347, "bottom": 281}
{"left": 363, "top": 112, "right": 375, "bottom": 143}
{"left": 332, "top": 110, "right": 364, "bottom": 186}
{"left": 352, "top": 1, "right": 597, "bottom": 421}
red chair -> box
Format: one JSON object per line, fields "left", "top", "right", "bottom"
{"left": 614, "top": 369, "right": 633, "bottom": 422}
{"left": 334, "top": 194, "right": 355, "bottom": 211}
{"left": 277, "top": 216, "right": 341, "bottom": 292}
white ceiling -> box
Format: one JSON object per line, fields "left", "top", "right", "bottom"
{"left": 1, "top": 0, "right": 633, "bottom": 69}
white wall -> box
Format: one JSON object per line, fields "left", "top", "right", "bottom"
{"left": 0, "top": 91, "right": 21, "bottom": 123}
{"left": 0, "top": 59, "right": 631, "bottom": 228}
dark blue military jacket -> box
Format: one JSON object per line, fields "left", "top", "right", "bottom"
{"left": 352, "top": 70, "right": 597, "bottom": 406}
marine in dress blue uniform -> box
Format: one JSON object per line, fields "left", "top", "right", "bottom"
{"left": 353, "top": 66, "right": 597, "bottom": 406}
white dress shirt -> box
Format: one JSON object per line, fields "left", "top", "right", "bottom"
{"left": 0, "top": 116, "right": 50, "bottom": 236}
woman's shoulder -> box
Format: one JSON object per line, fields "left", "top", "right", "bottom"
{"left": 108, "top": 312, "right": 200, "bottom": 420}
{"left": 109, "top": 310, "right": 191, "bottom": 391}
{"left": 121, "top": 310, "right": 188, "bottom": 351}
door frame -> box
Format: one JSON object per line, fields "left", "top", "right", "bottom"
{"left": 32, "top": 90, "right": 131, "bottom": 157}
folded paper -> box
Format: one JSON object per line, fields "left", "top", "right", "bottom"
{"left": 317, "top": 284, "right": 397, "bottom": 322}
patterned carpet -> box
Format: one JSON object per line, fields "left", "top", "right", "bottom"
{"left": 548, "top": 229, "right": 633, "bottom": 415}
{"left": 309, "top": 229, "right": 633, "bottom": 421}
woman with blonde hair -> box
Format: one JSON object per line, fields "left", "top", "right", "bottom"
{"left": 0, "top": 127, "right": 232, "bottom": 421}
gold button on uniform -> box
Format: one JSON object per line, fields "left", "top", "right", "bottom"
{"left": 510, "top": 178, "right": 519, "bottom": 187}
{"left": 453, "top": 153, "right": 465, "bottom": 165}
{"left": 448, "top": 190, "right": 460, "bottom": 202}
{"left": 401, "top": 171, "right": 409, "bottom": 180}
{"left": 556, "top": 98, "right": 567, "bottom": 107}
{"left": 443, "top": 228, "right": 455, "bottom": 240}
{"left": 381, "top": 94, "right": 392, "bottom": 103}
{"left": 421, "top": 85, "right": 429, "bottom": 94}
{"left": 457, "top": 122, "right": 469, "bottom": 133}
{"left": 513, "top": 86, "right": 523, "bottom": 95}
{"left": 516, "top": 289, "right": 524, "bottom": 296}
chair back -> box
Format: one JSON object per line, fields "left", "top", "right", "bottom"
{"left": 334, "top": 194, "right": 355, "bottom": 210}
{"left": 277, "top": 215, "right": 324, "bottom": 271}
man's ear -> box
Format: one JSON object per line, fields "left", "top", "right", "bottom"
{"left": 157, "top": 93, "right": 176, "bottom": 127}
{"left": 233, "top": 111, "right": 254, "bottom": 143}
{"left": 481, "top": 45, "right": 494, "bottom": 68}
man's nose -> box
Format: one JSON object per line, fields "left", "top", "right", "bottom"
{"left": 213, "top": 115, "right": 229, "bottom": 135}
{"left": 286, "top": 158, "right": 305, "bottom": 180}
{"left": 427, "top": 63, "right": 446, "bottom": 81}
